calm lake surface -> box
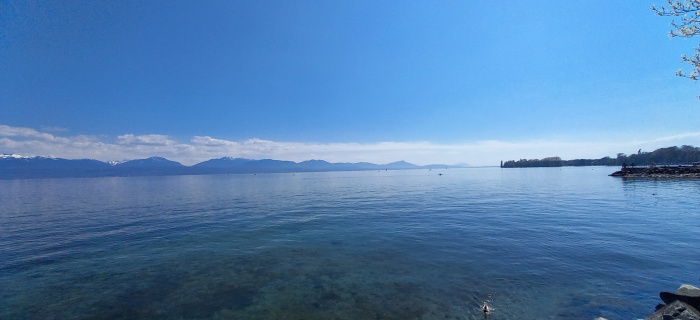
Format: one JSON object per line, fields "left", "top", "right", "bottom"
{"left": 1, "top": 167, "right": 699, "bottom": 319}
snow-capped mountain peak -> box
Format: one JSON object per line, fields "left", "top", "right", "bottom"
{"left": 1, "top": 154, "right": 32, "bottom": 159}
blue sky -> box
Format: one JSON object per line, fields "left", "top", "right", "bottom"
{"left": 1, "top": 0, "right": 699, "bottom": 165}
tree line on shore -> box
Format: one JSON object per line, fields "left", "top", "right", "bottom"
{"left": 501, "top": 145, "right": 700, "bottom": 168}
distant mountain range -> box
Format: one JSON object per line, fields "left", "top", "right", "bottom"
{"left": 0, "top": 154, "right": 465, "bottom": 179}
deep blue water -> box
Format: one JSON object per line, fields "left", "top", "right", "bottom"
{"left": 1, "top": 167, "right": 699, "bottom": 319}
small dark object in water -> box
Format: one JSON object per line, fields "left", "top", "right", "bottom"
{"left": 481, "top": 302, "right": 493, "bottom": 315}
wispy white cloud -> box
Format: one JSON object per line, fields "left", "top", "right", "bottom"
{"left": 637, "top": 132, "right": 700, "bottom": 144}
{"left": 1, "top": 124, "right": 699, "bottom": 166}
{"left": 0, "top": 124, "right": 58, "bottom": 141}
{"left": 191, "top": 136, "right": 239, "bottom": 146}
{"left": 39, "top": 125, "right": 69, "bottom": 133}
{"left": 117, "top": 134, "right": 176, "bottom": 145}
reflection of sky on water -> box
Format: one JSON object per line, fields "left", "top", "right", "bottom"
{"left": 2, "top": 167, "right": 699, "bottom": 319}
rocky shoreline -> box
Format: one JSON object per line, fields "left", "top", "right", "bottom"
{"left": 645, "top": 284, "right": 700, "bottom": 320}
{"left": 592, "top": 284, "right": 700, "bottom": 320}
{"left": 609, "top": 165, "right": 700, "bottom": 178}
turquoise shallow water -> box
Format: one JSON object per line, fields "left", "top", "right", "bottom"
{"left": 1, "top": 167, "right": 699, "bottom": 319}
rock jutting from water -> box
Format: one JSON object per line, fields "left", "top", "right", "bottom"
{"left": 609, "top": 164, "right": 700, "bottom": 178}
{"left": 646, "top": 284, "right": 700, "bottom": 320}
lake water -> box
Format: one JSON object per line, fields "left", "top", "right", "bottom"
{"left": 1, "top": 167, "right": 699, "bottom": 319}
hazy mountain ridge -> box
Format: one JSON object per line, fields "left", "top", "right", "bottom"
{"left": 114, "top": 157, "right": 185, "bottom": 168}
{"left": 0, "top": 155, "right": 465, "bottom": 179}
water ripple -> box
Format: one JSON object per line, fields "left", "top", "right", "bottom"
{"left": 1, "top": 168, "right": 699, "bottom": 319}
